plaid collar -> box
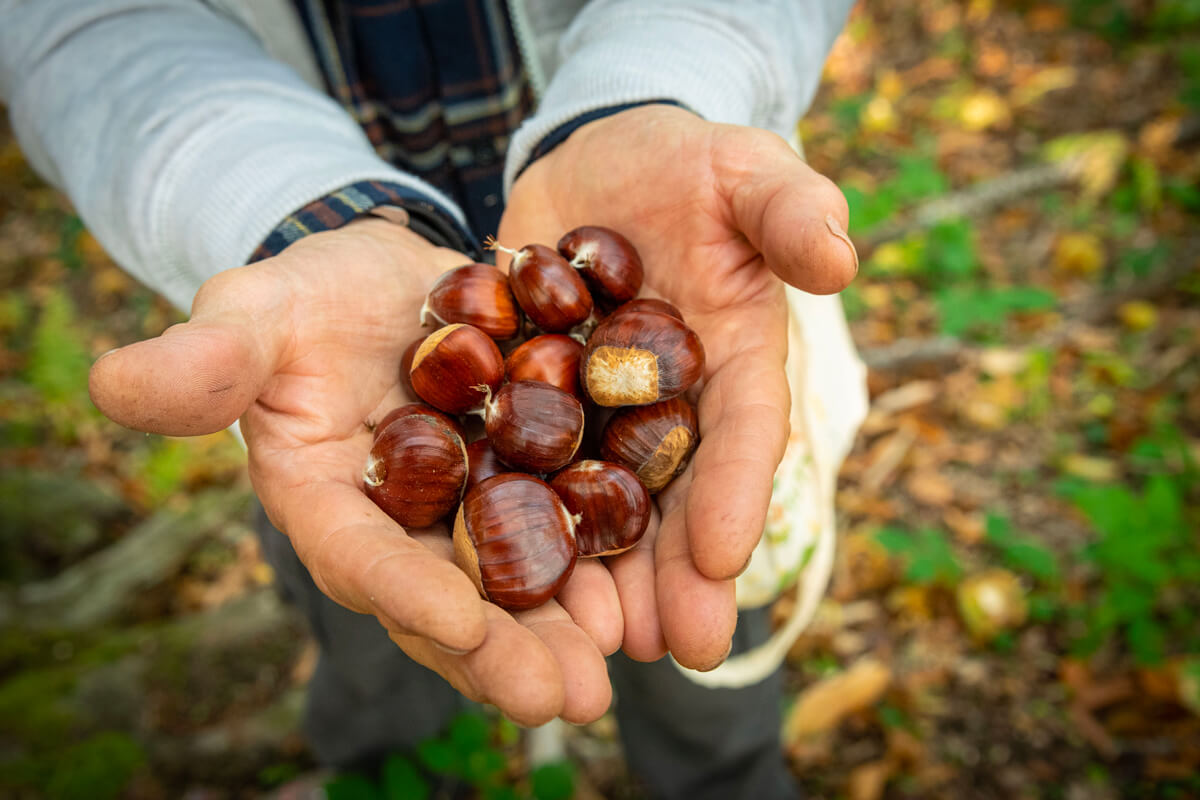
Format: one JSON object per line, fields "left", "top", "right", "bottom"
{"left": 294, "top": 0, "right": 535, "bottom": 236}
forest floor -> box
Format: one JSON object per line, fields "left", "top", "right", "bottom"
{"left": 1, "top": 1, "right": 1198, "bottom": 798}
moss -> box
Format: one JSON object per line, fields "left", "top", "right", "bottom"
{"left": 44, "top": 732, "right": 145, "bottom": 800}
{"left": 0, "top": 667, "right": 78, "bottom": 746}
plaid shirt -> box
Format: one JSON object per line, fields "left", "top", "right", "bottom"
{"left": 252, "top": 0, "right": 681, "bottom": 263}
{"left": 254, "top": 0, "right": 534, "bottom": 261}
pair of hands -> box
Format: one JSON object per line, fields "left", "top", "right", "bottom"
{"left": 88, "top": 106, "right": 856, "bottom": 726}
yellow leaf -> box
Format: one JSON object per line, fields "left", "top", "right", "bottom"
{"left": 1011, "top": 66, "right": 1077, "bottom": 107}
{"left": 868, "top": 241, "right": 908, "bottom": 273}
{"left": 860, "top": 95, "right": 898, "bottom": 134}
{"left": 1060, "top": 453, "right": 1120, "bottom": 482}
{"left": 1117, "top": 300, "right": 1158, "bottom": 332}
{"left": 784, "top": 657, "right": 892, "bottom": 741}
{"left": 967, "top": 0, "right": 994, "bottom": 22}
{"left": 959, "top": 89, "right": 1010, "bottom": 131}
{"left": 876, "top": 69, "right": 905, "bottom": 101}
{"left": 1052, "top": 232, "right": 1106, "bottom": 276}
{"left": 1084, "top": 393, "right": 1115, "bottom": 418}
{"left": 1044, "top": 131, "right": 1129, "bottom": 203}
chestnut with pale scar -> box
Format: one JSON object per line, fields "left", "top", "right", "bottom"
{"left": 580, "top": 309, "right": 704, "bottom": 407}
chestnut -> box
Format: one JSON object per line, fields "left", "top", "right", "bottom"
{"left": 550, "top": 461, "right": 650, "bottom": 557}
{"left": 482, "top": 382, "right": 585, "bottom": 473}
{"left": 374, "top": 402, "right": 464, "bottom": 442}
{"left": 363, "top": 411, "right": 468, "bottom": 527}
{"left": 600, "top": 396, "right": 699, "bottom": 493}
{"left": 420, "top": 263, "right": 521, "bottom": 341}
{"left": 486, "top": 236, "right": 593, "bottom": 333}
{"left": 465, "top": 437, "right": 505, "bottom": 491}
{"left": 399, "top": 334, "right": 426, "bottom": 399}
{"left": 410, "top": 323, "right": 503, "bottom": 415}
{"left": 557, "top": 225, "right": 644, "bottom": 306}
{"left": 580, "top": 310, "right": 705, "bottom": 407}
{"left": 609, "top": 297, "right": 683, "bottom": 321}
{"left": 504, "top": 334, "right": 585, "bottom": 400}
{"left": 453, "top": 474, "right": 578, "bottom": 610}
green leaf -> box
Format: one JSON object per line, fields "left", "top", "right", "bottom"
{"left": 417, "top": 738, "right": 458, "bottom": 777}
{"left": 24, "top": 289, "right": 92, "bottom": 409}
{"left": 924, "top": 219, "right": 980, "bottom": 281}
{"left": 936, "top": 285, "right": 1056, "bottom": 338}
{"left": 878, "top": 527, "right": 961, "bottom": 586}
{"left": 530, "top": 762, "right": 575, "bottom": 800}
{"left": 448, "top": 713, "right": 491, "bottom": 754}
{"left": 985, "top": 513, "right": 1060, "bottom": 582}
{"left": 463, "top": 748, "right": 506, "bottom": 786}
{"left": 324, "top": 774, "right": 383, "bottom": 800}
{"left": 381, "top": 755, "right": 430, "bottom": 800}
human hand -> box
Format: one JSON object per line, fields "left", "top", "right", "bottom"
{"left": 88, "top": 219, "right": 615, "bottom": 724}
{"left": 500, "top": 104, "right": 857, "bottom": 669}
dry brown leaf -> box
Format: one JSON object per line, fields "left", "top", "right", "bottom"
{"left": 862, "top": 426, "right": 918, "bottom": 493}
{"left": 904, "top": 470, "right": 955, "bottom": 507}
{"left": 784, "top": 657, "right": 893, "bottom": 741}
{"left": 943, "top": 507, "right": 986, "bottom": 544}
{"left": 1011, "top": 65, "right": 1077, "bottom": 107}
{"left": 847, "top": 760, "right": 893, "bottom": 800}
{"left": 872, "top": 380, "right": 940, "bottom": 416}
{"left": 1052, "top": 232, "right": 1106, "bottom": 276}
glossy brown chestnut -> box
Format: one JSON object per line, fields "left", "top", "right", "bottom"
{"left": 453, "top": 474, "right": 578, "bottom": 610}
{"left": 550, "top": 460, "right": 651, "bottom": 557}
{"left": 609, "top": 297, "right": 684, "bottom": 321}
{"left": 420, "top": 263, "right": 521, "bottom": 340}
{"left": 580, "top": 310, "right": 705, "bottom": 407}
{"left": 600, "top": 396, "right": 699, "bottom": 494}
{"left": 504, "top": 334, "right": 585, "bottom": 399}
{"left": 410, "top": 324, "right": 503, "bottom": 415}
{"left": 482, "top": 381, "right": 585, "bottom": 473}
{"left": 487, "top": 237, "right": 593, "bottom": 333}
{"left": 374, "top": 402, "right": 464, "bottom": 442}
{"left": 363, "top": 412, "right": 468, "bottom": 527}
{"left": 399, "top": 334, "right": 426, "bottom": 399}
{"left": 557, "top": 225, "right": 644, "bottom": 306}
{"left": 465, "top": 438, "right": 505, "bottom": 491}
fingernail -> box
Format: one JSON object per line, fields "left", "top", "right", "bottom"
{"left": 825, "top": 214, "right": 859, "bottom": 276}
{"left": 95, "top": 347, "right": 121, "bottom": 362}
{"left": 434, "top": 641, "right": 472, "bottom": 656}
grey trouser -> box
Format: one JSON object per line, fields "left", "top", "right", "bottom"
{"left": 254, "top": 503, "right": 798, "bottom": 800}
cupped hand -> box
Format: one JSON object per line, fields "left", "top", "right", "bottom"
{"left": 88, "top": 218, "right": 616, "bottom": 725}
{"left": 500, "top": 105, "right": 857, "bottom": 669}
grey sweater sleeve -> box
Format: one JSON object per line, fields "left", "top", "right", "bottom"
{"left": 504, "top": 0, "right": 855, "bottom": 193}
{"left": 0, "top": 0, "right": 469, "bottom": 312}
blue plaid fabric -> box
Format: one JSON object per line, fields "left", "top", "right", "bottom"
{"left": 248, "top": 0, "right": 532, "bottom": 263}
{"left": 252, "top": 0, "right": 683, "bottom": 263}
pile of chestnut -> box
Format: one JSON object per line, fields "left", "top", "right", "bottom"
{"left": 363, "top": 226, "right": 704, "bottom": 611}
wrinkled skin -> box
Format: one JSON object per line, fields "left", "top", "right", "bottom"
{"left": 88, "top": 104, "right": 855, "bottom": 725}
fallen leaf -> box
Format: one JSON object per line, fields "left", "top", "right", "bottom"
{"left": 1059, "top": 453, "right": 1120, "bottom": 482}
{"left": 943, "top": 507, "right": 986, "bottom": 544}
{"left": 876, "top": 69, "right": 905, "bottom": 100}
{"left": 1052, "top": 232, "right": 1106, "bottom": 276}
{"left": 784, "top": 657, "right": 893, "bottom": 741}
{"left": 1044, "top": 131, "right": 1129, "bottom": 203}
{"left": 1011, "top": 65, "right": 1077, "bottom": 107}
{"left": 872, "top": 380, "right": 940, "bottom": 416}
{"left": 978, "top": 347, "right": 1030, "bottom": 377}
{"left": 861, "top": 95, "right": 898, "bottom": 134}
{"left": 847, "top": 760, "right": 893, "bottom": 800}
{"left": 862, "top": 426, "right": 918, "bottom": 493}
{"left": 904, "top": 470, "right": 955, "bottom": 507}
{"left": 959, "top": 89, "right": 1010, "bottom": 131}
{"left": 1117, "top": 300, "right": 1158, "bottom": 332}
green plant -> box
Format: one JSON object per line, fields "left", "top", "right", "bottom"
{"left": 984, "top": 513, "right": 1061, "bottom": 584}
{"left": 935, "top": 285, "right": 1057, "bottom": 339}
{"left": 323, "top": 712, "right": 576, "bottom": 800}
{"left": 1056, "top": 428, "right": 1200, "bottom": 664}
{"left": 876, "top": 526, "right": 963, "bottom": 586}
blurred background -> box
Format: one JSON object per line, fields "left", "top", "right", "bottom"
{"left": 1, "top": 0, "right": 1197, "bottom": 798}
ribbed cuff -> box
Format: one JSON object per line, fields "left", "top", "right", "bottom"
{"left": 511, "top": 99, "right": 690, "bottom": 184}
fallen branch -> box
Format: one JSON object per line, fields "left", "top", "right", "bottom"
{"left": 5, "top": 488, "right": 252, "bottom": 630}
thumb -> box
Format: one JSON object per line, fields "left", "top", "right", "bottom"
{"left": 715, "top": 129, "right": 858, "bottom": 295}
{"left": 89, "top": 269, "right": 289, "bottom": 436}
